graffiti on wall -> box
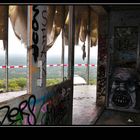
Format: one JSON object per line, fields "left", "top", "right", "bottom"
{"left": 32, "top": 5, "right": 39, "bottom": 63}
{"left": 97, "top": 35, "right": 107, "bottom": 97}
{"left": 0, "top": 95, "right": 36, "bottom": 125}
{"left": 113, "top": 26, "right": 138, "bottom": 68}
{"left": 44, "top": 86, "right": 71, "bottom": 125}
{"left": 40, "top": 7, "right": 47, "bottom": 77}
{"left": 108, "top": 26, "right": 140, "bottom": 111}
{"left": 32, "top": 5, "right": 47, "bottom": 63}
{"left": 0, "top": 82, "right": 71, "bottom": 125}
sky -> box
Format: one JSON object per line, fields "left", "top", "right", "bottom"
{"left": 0, "top": 18, "right": 27, "bottom": 57}
{"left": 47, "top": 31, "right": 98, "bottom": 59}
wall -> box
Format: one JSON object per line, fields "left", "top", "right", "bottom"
{"left": 0, "top": 6, "right": 72, "bottom": 125}
{"left": 0, "top": 80, "right": 71, "bottom": 125}
{"left": 107, "top": 9, "right": 140, "bottom": 112}
{"left": 96, "top": 14, "right": 108, "bottom": 106}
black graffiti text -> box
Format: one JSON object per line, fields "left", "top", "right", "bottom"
{"left": 32, "top": 5, "right": 39, "bottom": 63}
{"left": 0, "top": 95, "right": 36, "bottom": 125}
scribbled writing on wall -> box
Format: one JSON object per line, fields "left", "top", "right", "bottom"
{"left": 32, "top": 5, "right": 39, "bottom": 63}
{"left": 45, "top": 87, "right": 71, "bottom": 125}
{"left": 114, "top": 26, "right": 138, "bottom": 68}
{"left": 41, "top": 8, "right": 47, "bottom": 58}
{"left": 40, "top": 7, "right": 47, "bottom": 77}
{"left": 0, "top": 85, "right": 71, "bottom": 125}
{"left": 97, "top": 35, "right": 107, "bottom": 97}
{"left": 0, "top": 95, "right": 36, "bottom": 125}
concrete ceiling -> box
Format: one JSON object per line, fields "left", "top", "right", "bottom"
{"left": 90, "top": 6, "right": 108, "bottom": 15}
{"left": 103, "top": 5, "right": 140, "bottom": 12}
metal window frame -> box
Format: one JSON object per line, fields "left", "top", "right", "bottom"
{"left": 3, "top": 6, "right": 29, "bottom": 93}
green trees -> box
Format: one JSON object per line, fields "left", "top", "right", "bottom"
{"left": 14, "top": 78, "right": 26, "bottom": 89}
{"left": 46, "top": 79, "right": 62, "bottom": 87}
{"left": 89, "top": 79, "right": 97, "bottom": 85}
{"left": 0, "top": 78, "right": 27, "bottom": 93}
{"left": 0, "top": 80, "right": 5, "bottom": 92}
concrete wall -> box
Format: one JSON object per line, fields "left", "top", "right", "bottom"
{"left": 107, "top": 9, "right": 140, "bottom": 112}
{"left": 96, "top": 14, "right": 108, "bottom": 106}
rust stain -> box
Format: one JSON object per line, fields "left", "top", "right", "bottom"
{"left": 29, "top": 6, "right": 33, "bottom": 94}
{"left": 31, "top": 66, "right": 39, "bottom": 73}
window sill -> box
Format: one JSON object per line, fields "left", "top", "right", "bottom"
{"left": 0, "top": 90, "right": 29, "bottom": 106}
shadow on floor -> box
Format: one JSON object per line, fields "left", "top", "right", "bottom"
{"left": 95, "top": 109, "right": 140, "bottom": 125}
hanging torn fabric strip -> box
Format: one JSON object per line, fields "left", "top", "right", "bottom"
{"left": 9, "top": 6, "right": 27, "bottom": 46}
{"left": 64, "top": 6, "right": 82, "bottom": 46}
{"left": 90, "top": 11, "right": 98, "bottom": 47}
{"left": 0, "top": 6, "right": 8, "bottom": 50}
{"left": 82, "top": 42, "right": 86, "bottom": 60}
{"left": 46, "top": 6, "right": 65, "bottom": 51}
{"left": 79, "top": 6, "right": 88, "bottom": 43}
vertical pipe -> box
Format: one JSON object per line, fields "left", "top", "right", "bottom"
{"left": 5, "top": 41, "right": 8, "bottom": 92}
{"left": 61, "top": 29, "right": 65, "bottom": 81}
{"left": 68, "top": 6, "right": 75, "bottom": 80}
{"left": 5, "top": 7, "right": 9, "bottom": 92}
{"left": 68, "top": 6, "right": 75, "bottom": 124}
{"left": 27, "top": 5, "right": 32, "bottom": 94}
{"left": 87, "top": 7, "right": 91, "bottom": 85}
{"left": 28, "top": 6, "right": 33, "bottom": 94}
{"left": 136, "top": 26, "right": 140, "bottom": 70}
{"left": 105, "top": 13, "right": 111, "bottom": 107}
{"left": 61, "top": 7, "right": 65, "bottom": 81}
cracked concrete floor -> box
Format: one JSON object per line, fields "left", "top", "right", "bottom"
{"left": 72, "top": 85, "right": 100, "bottom": 125}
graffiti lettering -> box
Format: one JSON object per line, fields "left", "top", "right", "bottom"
{"left": 41, "top": 9, "right": 47, "bottom": 77}
{"left": 44, "top": 87, "right": 71, "bottom": 125}
{"left": 0, "top": 106, "right": 10, "bottom": 125}
{"left": 0, "top": 95, "right": 36, "bottom": 125}
{"left": 41, "top": 9, "right": 47, "bottom": 56}
{"left": 0, "top": 82, "right": 71, "bottom": 125}
{"left": 32, "top": 5, "right": 39, "bottom": 63}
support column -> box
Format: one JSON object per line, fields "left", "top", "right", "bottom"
{"left": 68, "top": 6, "right": 75, "bottom": 124}
{"left": 86, "top": 7, "right": 91, "bottom": 85}
{"left": 61, "top": 30, "right": 65, "bottom": 81}
{"left": 5, "top": 7, "right": 9, "bottom": 92}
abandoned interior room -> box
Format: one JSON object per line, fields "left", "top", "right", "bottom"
{"left": 0, "top": 5, "right": 140, "bottom": 126}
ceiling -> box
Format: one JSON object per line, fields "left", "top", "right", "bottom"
{"left": 103, "top": 5, "right": 140, "bottom": 12}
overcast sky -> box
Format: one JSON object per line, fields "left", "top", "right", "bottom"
{"left": 0, "top": 18, "right": 26, "bottom": 56}
{"left": 47, "top": 32, "right": 98, "bottom": 59}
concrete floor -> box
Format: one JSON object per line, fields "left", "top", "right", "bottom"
{"left": 0, "top": 90, "right": 26, "bottom": 103}
{"left": 72, "top": 85, "right": 101, "bottom": 125}
{"left": 95, "top": 109, "right": 140, "bottom": 125}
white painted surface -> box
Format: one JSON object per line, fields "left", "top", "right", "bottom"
{"left": 0, "top": 91, "right": 27, "bottom": 103}
{"left": 74, "top": 75, "right": 86, "bottom": 85}
{"left": 72, "top": 85, "right": 98, "bottom": 125}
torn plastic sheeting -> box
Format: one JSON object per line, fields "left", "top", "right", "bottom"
{"left": 79, "top": 6, "right": 88, "bottom": 43}
{"left": 9, "top": 6, "right": 27, "bottom": 45}
{"left": 0, "top": 6, "right": 8, "bottom": 50}
{"left": 46, "top": 6, "right": 68, "bottom": 51}
{"left": 90, "top": 11, "right": 98, "bottom": 47}
{"left": 64, "top": 6, "right": 82, "bottom": 46}
{"left": 0, "top": 6, "right": 8, "bottom": 40}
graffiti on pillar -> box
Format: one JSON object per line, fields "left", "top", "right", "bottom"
{"left": 97, "top": 35, "right": 107, "bottom": 97}
{"left": 32, "top": 5, "right": 39, "bottom": 63}
{"left": 40, "top": 7, "right": 47, "bottom": 77}
{"left": 40, "top": 8, "right": 47, "bottom": 58}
